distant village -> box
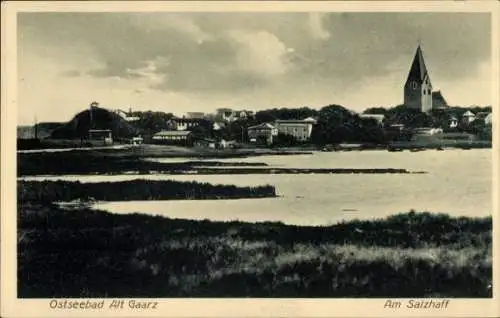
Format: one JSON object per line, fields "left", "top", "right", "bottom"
{"left": 18, "top": 45, "right": 492, "bottom": 150}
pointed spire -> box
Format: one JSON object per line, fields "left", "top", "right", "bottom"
{"left": 406, "top": 44, "right": 430, "bottom": 84}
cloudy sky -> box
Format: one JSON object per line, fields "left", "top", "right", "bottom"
{"left": 17, "top": 12, "right": 491, "bottom": 125}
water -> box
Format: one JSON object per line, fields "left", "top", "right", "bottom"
{"left": 20, "top": 149, "right": 492, "bottom": 226}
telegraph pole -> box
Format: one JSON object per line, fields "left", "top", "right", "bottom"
{"left": 34, "top": 114, "right": 38, "bottom": 139}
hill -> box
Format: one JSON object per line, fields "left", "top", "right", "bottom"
{"left": 50, "top": 107, "right": 138, "bottom": 139}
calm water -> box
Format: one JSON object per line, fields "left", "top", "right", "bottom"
{"left": 20, "top": 149, "right": 492, "bottom": 226}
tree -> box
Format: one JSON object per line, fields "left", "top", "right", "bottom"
{"left": 312, "top": 105, "right": 359, "bottom": 144}
{"left": 132, "top": 111, "right": 174, "bottom": 133}
{"left": 357, "top": 117, "right": 387, "bottom": 144}
{"left": 221, "top": 120, "right": 249, "bottom": 142}
{"left": 255, "top": 107, "right": 318, "bottom": 123}
{"left": 384, "top": 105, "right": 432, "bottom": 128}
{"left": 191, "top": 125, "right": 211, "bottom": 140}
{"left": 272, "top": 133, "right": 297, "bottom": 147}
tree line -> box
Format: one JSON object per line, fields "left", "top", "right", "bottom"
{"left": 36, "top": 104, "right": 492, "bottom": 146}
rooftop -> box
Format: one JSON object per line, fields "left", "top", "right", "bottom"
{"left": 359, "top": 114, "right": 385, "bottom": 123}
{"left": 248, "top": 123, "right": 275, "bottom": 130}
{"left": 154, "top": 130, "right": 192, "bottom": 136}
{"left": 275, "top": 117, "right": 317, "bottom": 124}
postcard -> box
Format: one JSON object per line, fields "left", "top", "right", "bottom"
{"left": 2, "top": 1, "right": 499, "bottom": 317}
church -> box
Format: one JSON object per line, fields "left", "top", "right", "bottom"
{"left": 404, "top": 45, "right": 448, "bottom": 112}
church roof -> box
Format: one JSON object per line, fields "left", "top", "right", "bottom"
{"left": 406, "top": 45, "right": 431, "bottom": 85}
{"left": 432, "top": 90, "right": 448, "bottom": 108}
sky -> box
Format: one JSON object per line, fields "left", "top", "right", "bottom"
{"left": 17, "top": 12, "right": 492, "bottom": 125}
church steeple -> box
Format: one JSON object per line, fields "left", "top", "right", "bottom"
{"left": 404, "top": 44, "right": 433, "bottom": 113}
{"left": 406, "top": 45, "right": 431, "bottom": 86}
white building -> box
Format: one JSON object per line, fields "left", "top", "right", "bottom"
{"left": 462, "top": 110, "right": 476, "bottom": 124}
{"left": 359, "top": 114, "right": 385, "bottom": 125}
{"left": 274, "top": 117, "right": 317, "bottom": 141}
{"left": 485, "top": 113, "right": 492, "bottom": 125}
{"left": 448, "top": 115, "right": 458, "bottom": 128}
{"left": 114, "top": 108, "right": 140, "bottom": 122}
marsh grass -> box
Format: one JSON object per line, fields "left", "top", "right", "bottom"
{"left": 18, "top": 180, "right": 277, "bottom": 203}
{"left": 18, "top": 149, "right": 313, "bottom": 176}
{"left": 18, "top": 203, "right": 492, "bottom": 298}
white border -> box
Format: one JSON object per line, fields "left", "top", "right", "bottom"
{"left": 2, "top": 2, "right": 499, "bottom": 317}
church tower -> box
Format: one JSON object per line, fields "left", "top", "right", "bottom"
{"left": 404, "top": 45, "right": 433, "bottom": 113}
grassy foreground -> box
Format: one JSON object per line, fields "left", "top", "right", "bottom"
{"left": 18, "top": 203, "right": 492, "bottom": 298}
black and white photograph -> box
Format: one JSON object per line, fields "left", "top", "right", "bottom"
{"left": 2, "top": 1, "right": 499, "bottom": 317}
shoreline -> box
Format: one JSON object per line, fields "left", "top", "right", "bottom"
{"left": 18, "top": 168, "right": 425, "bottom": 177}
{"left": 16, "top": 140, "right": 491, "bottom": 155}
{"left": 18, "top": 151, "right": 432, "bottom": 176}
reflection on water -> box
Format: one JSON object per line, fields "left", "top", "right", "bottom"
{"left": 21, "top": 149, "right": 492, "bottom": 226}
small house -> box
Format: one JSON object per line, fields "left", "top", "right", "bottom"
{"left": 131, "top": 136, "right": 143, "bottom": 145}
{"left": 194, "top": 138, "right": 217, "bottom": 149}
{"left": 88, "top": 129, "right": 113, "bottom": 146}
{"left": 359, "top": 114, "right": 385, "bottom": 126}
{"left": 216, "top": 108, "right": 235, "bottom": 122}
{"left": 152, "top": 130, "right": 193, "bottom": 146}
{"left": 461, "top": 110, "right": 476, "bottom": 124}
{"left": 213, "top": 122, "right": 227, "bottom": 131}
{"left": 448, "top": 115, "right": 458, "bottom": 128}
{"left": 114, "top": 108, "right": 140, "bottom": 122}
{"left": 170, "top": 117, "right": 206, "bottom": 131}
{"left": 215, "top": 108, "right": 254, "bottom": 122}
{"left": 247, "top": 123, "right": 278, "bottom": 145}
{"left": 485, "top": 113, "right": 492, "bottom": 125}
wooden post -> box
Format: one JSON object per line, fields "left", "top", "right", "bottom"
{"left": 34, "top": 115, "right": 38, "bottom": 140}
